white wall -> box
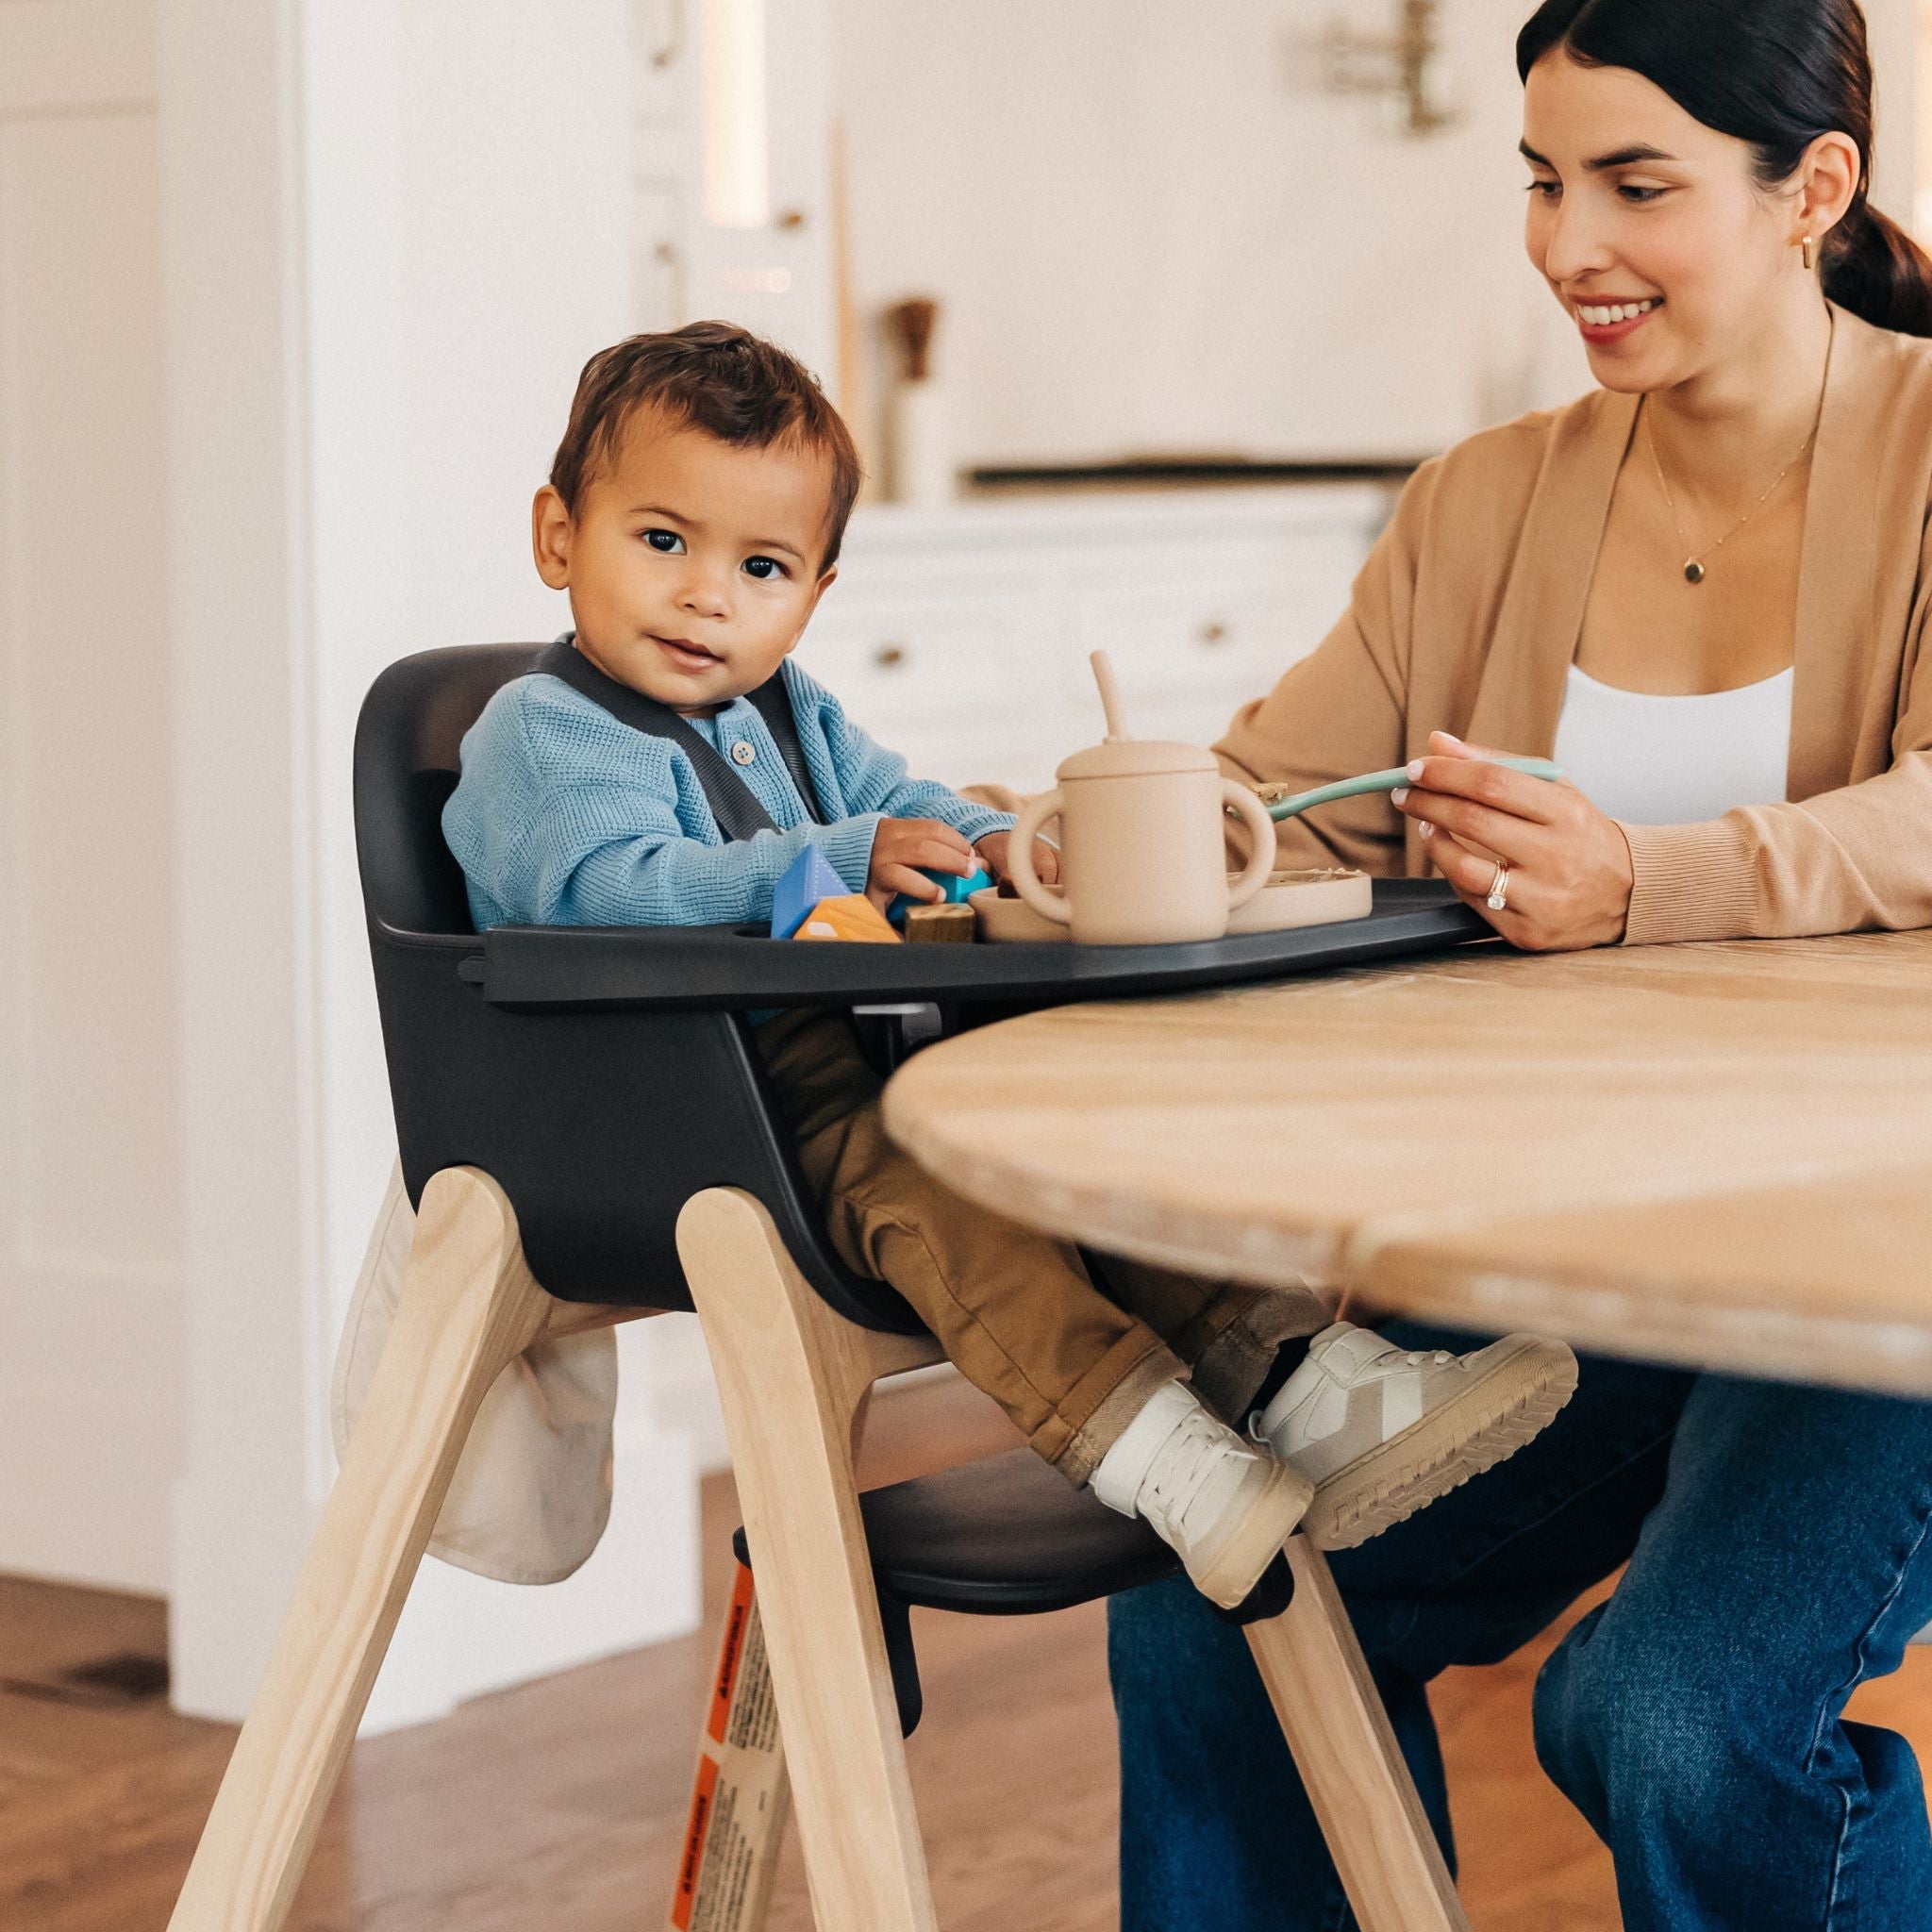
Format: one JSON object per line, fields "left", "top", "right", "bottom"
{"left": 832, "top": 0, "right": 1589, "bottom": 467}
{"left": 0, "top": 0, "right": 182, "bottom": 1593}
{"left": 1867, "top": 0, "right": 1915, "bottom": 225}
{"left": 832, "top": 0, "right": 1922, "bottom": 471}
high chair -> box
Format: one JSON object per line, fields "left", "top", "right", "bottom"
{"left": 165, "top": 643, "right": 1488, "bottom": 1932}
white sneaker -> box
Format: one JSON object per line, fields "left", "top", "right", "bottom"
{"left": 1092, "top": 1382, "right": 1313, "bottom": 1609}
{"left": 1253, "top": 1325, "right": 1578, "bottom": 1551}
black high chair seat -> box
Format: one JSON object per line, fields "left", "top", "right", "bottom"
{"left": 733, "top": 1447, "right": 1178, "bottom": 1735}
{"left": 858, "top": 1448, "right": 1174, "bottom": 1614}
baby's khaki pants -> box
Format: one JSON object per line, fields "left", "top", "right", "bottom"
{"left": 758, "top": 1010, "right": 1333, "bottom": 1486}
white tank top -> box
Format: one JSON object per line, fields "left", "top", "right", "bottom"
{"left": 1551, "top": 662, "right": 1794, "bottom": 824}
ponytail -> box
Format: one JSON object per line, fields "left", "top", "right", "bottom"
{"left": 1521, "top": 0, "right": 1932, "bottom": 338}
{"left": 1824, "top": 202, "right": 1932, "bottom": 339}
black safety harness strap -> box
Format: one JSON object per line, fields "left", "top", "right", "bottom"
{"left": 535, "top": 635, "right": 825, "bottom": 841}
{"left": 745, "top": 678, "right": 825, "bottom": 828}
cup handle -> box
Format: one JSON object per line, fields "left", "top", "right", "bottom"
{"left": 1006, "top": 791, "right": 1073, "bottom": 925}
{"left": 1223, "top": 782, "right": 1277, "bottom": 910}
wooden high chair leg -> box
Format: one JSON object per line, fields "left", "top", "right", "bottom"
{"left": 168, "top": 1166, "right": 598, "bottom": 1932}
{"left": 678, "top": 1187, "right": 944, "bottom": 1932}
{"left": 1245, "top": 1540, "right": 1470, "bottom": 1932}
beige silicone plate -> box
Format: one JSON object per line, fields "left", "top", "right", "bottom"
{"left": 970, "top": 869, "right": 1373, "bottom": 945}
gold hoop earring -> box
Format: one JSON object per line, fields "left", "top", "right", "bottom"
{"left": 1802, "top": 233, "right": 1818, "bottom": 273}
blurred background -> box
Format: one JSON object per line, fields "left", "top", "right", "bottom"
{"left": 0, "top": 2, "right": 1926, "bottom": 1924}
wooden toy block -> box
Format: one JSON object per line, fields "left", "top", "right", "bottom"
{"left": 904, "top": 905, "right": 975, "bottom": 944}
{"left": 771, "top": 846, "right": 854, "bottom": 940}
{"left": 887, "top": 865, "right": 996, "bottom": 925}
{"left": 791, "top": 894, "right": 901, "bottom": 944}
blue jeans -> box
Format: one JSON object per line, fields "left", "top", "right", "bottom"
{"left": 1108, "top": 1326, "right": 1932, "bottom": 1932}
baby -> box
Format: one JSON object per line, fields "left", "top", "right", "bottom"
{"left": 443, "top": 322, "right": 1577, "bottom": 1612}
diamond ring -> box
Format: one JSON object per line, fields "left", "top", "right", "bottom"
{"left": 1486, "top": 864, "right": 1510, "bottom": 913}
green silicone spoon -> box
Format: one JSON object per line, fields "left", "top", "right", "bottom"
{"left": 1266, "top": 756, "right": 1565, "bottom": 823}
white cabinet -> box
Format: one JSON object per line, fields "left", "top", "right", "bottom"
{"left": 808, "top": 485, "right": 1392, "bottom": 793}
{"left": 808, "top": 580, "right": 1055, "bottom": 773}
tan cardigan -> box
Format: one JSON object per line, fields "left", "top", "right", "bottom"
{"left": 1219, "top": 305, "right": 1932, "bottom": 945}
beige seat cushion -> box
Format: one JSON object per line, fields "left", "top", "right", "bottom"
{"left": 330, "top": 1163, "right": 618, "bottom": 1585}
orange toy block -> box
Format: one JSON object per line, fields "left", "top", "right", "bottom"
{"left": 790, "top": 893, "right": 901, "bottom": 944}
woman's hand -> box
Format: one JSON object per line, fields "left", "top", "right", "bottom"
{"left": 974, "top": 828, "right": 1060, "bottom": 890}
{"left": 1393, "top": 731, "right": 1634, "bottom": 951}
{"left": 866, "top": 818, "right": 977, "bottom": 910}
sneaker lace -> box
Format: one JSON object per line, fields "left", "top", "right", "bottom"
{"left": 1142, "top": 1409, "right": 1240, "bottom": 1537}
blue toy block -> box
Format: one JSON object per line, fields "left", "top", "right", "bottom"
{"left": 770, "top": 845, "right": 853, "bottom": 939}
{"left": 887, "top": 866, "right": 996, "bottom": 926}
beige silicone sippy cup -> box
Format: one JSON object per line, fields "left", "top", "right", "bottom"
{"left": 1005, "top": 653, "right": 1277, "bottom": 945}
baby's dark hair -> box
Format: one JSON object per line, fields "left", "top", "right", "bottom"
{"left": 549, "top": 321, "right": 863, "bottom": 568}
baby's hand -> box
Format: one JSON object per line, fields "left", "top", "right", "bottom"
{"left": 867, "top": 818, "right": 976, "bottom": 910}
{"left": 974, "top": 829, "right": 1060, "bottom": 890}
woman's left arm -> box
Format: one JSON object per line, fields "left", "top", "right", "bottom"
{"left": 1623, "top": 745, "right": 1932, "bottom": 944}
{"left": 1401, "top": 496, "right": 1932, "bottom": 952}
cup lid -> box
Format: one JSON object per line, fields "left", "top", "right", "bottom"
{"left": 1058, "top": 738, "right": 1219, "bottom": 780}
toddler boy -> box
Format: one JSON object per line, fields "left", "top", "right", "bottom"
{"left": 443, "top": 323, "right": 1577, "bottom": 1610}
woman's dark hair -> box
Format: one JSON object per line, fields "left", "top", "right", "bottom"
{"left": 1518, "top": 0, "right": 1932, "bottom": 337}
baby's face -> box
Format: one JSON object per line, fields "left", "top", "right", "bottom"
{"left": 534, "top": 408, "right": 836, "bottom": 715}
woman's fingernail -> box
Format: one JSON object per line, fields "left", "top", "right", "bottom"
{"left": 1417, "top": 821, "right": 1435, "bottom": 841}
{"left": 1439, "top": 732, "right": 1464, "bottom": 746}
{"left": 1391, "top": 787, "right": 1409, "bottom": 807}
{"left": 1406, "top": 759, "right": 1424, "bottom": 781}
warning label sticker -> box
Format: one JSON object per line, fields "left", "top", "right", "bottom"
{"left": 668, "top": 1564, "right": 790, "bottom": 1932}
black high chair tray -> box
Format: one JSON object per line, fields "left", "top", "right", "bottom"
{"left": 469, "top": 879, "right": 1488, "bottom": 1013}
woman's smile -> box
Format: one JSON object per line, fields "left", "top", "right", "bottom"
{"left": 1574, "top": 295, "right": 1663, "bottom": 343}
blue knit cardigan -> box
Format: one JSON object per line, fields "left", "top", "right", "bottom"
{"left": 443, "top": 657, "right": 1014, "bottom": 930}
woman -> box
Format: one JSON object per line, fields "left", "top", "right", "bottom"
{"left": 1108, "top": 3, "right": 1932, "bottom": 1928}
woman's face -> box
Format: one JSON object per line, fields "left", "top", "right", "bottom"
{"left": 1522, "top": 51, "right": 1807, "bottom": 391}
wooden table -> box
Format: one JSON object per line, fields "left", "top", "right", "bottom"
{"left": 885, "top": 930, "right": 1932, "bottom": 1932}
{"left": 883, "top": 931, "right": 1932, "bottom": 1397}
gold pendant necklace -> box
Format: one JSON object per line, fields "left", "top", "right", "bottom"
{"left": 1645, "top": 409, "right": 1815, "bottom": 586}
{"left": 1643, "top": 319, "right": 1834, "bottom": 586}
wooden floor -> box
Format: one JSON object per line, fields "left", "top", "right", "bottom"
{"left": 8, "top": 1373, "right": 1932, "bottom": 1931}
